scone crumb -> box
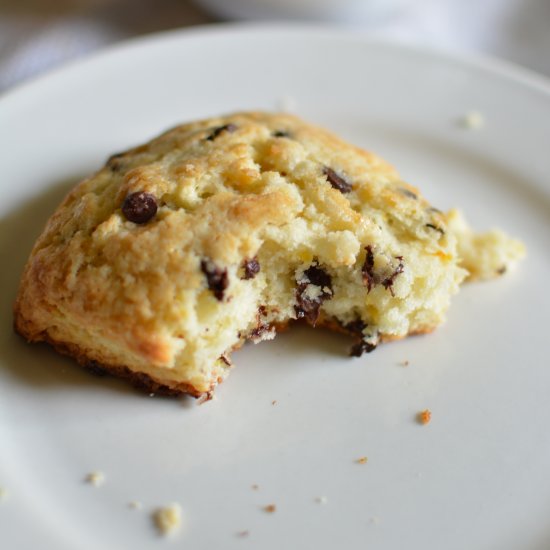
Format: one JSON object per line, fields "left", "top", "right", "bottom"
{"left": 275, "top": 94, "right": 297, "bottom": 113}
{"left": 459, "top": 110, "right": 485, "bottom": 130}
{"left": 263, "top": 504, "right": 276, "bottom": 513}
{"left": 128, "top": 500, "right": 143, "bottom": 510}
{"left": 153, "top": 503, "right": 182, "bottom": 536}
{"left": 251, "top": 484, "right": 259, "bottom": 490}
{"left": 271, "top": 400, "right": 277, "bottom": 406}
{"left": 237, "top": 530, "right": 250, "bottom": 538}
{"left": 315, "top": 496, "right": 328, "bottom": 504}
{"left": 370, "top": 516, "right": 381, "bottom": 525}
{"left": 0, "top": 487, "right": 9, "bottom": 501}
{"left": 198, "top": 391, "right": 215, "bottom": 405}
{"left": 356, "top": 456, "right": 368, "bottom": 465}
{"left": 400, "top": 360, "right": 410, "bottom": 367}
{"left": 417, "top": 409, "right": 432, "bottom": 425}
{"left": 85, "top": 471, "right": 105, "bottom": 487}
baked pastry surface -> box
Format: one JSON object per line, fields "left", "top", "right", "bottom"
{"left": 14, "top": 112, "right": 525, "bottom": 396}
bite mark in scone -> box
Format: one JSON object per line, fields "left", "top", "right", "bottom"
{"left": 13, "top": 112, "right": 526, "bottom": 397}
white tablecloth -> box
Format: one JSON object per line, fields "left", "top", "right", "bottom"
{"left": 1, "top": 0, "right": 549, "bottom": 93}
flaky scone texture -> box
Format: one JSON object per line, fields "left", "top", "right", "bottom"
{"left": 14, "top": 112, "right": 525, "bottom": 396}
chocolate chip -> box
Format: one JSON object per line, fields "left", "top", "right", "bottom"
{"left": 106, "top": 152, "right": 127, "bottom": 172}
{"left": 322, "top": 167, "right": 352, "bottom": 194}
{"left": 344, "top": 319, "right": 377, "bottom": 356}
{"left": 303, "top": 265, "right": 332, "bottom": 288}
{"left": 219, "top": 354, "right": 231, "bottom": 366}
{"left": 121, "top": 192, "right": 158, "bottom": 224}
{"left": 381, "top": 256, "right": 404, "bottom": 296}
{"left": 273, "top": 130, "right": 290, "bottom": 138}
{"left": 497, "top": 266, "right": 507, "bottom": 275}
{"left": 398, "top": 188, "right": 417, "bottom": 200}
{"left": 346, "top": 318, "right": 366, "bottom": 335}
{"left": 242, "top": 257, "right": 260, "bottom": 280}
{"left": 249, "top": 324, "right": 271, "bottom": 341}
{"left": 294, "top": 264, "right": 333, "bottom": 326}
{"left": 350, "top": 340, "right": 377, "bottom": 357}
{"left": 425, "top": 223, "right": 445, "bottom": 235}
{"left": 361, "top": 246, "right": 404, "bottom": 296}
{"left": 361, "top": 245, "right": 376, "bottom": 293}
{"left": 201, "top": 259, "right": 229, "bottom": 301}
{"left": 206, "top": 123, "right": 238, "bottom": 141}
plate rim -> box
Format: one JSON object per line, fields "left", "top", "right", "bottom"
{"left": 1, "top": 21, "right": 550, "bottom": 107}
{"left": 1, "top": 21, "right": 550, "bottom": 550}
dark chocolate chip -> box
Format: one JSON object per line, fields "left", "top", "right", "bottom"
{"left": 361, "top": 245, "right": 376, "bottom": 293}
{"left": 350, "top": 340, "right": 377, "bottom": 357}
{"left": 322, "top": 166, "right": 353, "bottom": 194}
{"left": 206, "top": 123, "right": 238, "bottom": 141}
{"left": 294, "top": 265, "right": 333, "bottom": 326}
{"left": 381, "top": 256, "right": 405, "bottom": 297}
{"left": 106, "top": 152, "right": 127, "bottom": 172}
{"left": 345, "top": 319, "right": 377, "bottom": 356}
{"left": 273, "top": 130, "right": 290, "bottom": 138}
{"left": 219, "top": 354, "right": 231, "bottom": 366}
{"left": 303, "top": 265, "right": 332, "bottom": 288}
{"left": 425, "top": 223, "right": 445, "bottom": 235}
{"left": 399, "top": 188, "right": 418, "bottom": 200}
{"left": 242, "top": 257, "right": 260, "bottom": 280}
{"left": 497, "top": 266, "right": 507, "bottom": 275}
{"left": 361, "top": 246, "right": 404, "bottom": 296}
{"left": 249, "top": 324, "right": 273, "bottom": 342}
{"left": 346, "top": 318, "right": 366, "bottom": 335}
{"left": 201, "top": 259, "right": 229, "bottom": 301}
{"left": 122, "top": 192, "right": 158, "bottom": 224}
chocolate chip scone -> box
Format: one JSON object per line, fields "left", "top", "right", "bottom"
{"left": 14, "top": 112, "right": 525, "bottom": 397}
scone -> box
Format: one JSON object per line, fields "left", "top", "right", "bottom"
{"left": 13, "top": 112, "right": 525, "bottom": 397}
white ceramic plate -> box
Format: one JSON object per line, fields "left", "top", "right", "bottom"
{"left": 1, "top": 25, "right": 549, "bottom": 550}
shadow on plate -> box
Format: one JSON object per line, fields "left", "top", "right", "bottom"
{"left": 0, "top": 176, "right": 147, "bottom": 399}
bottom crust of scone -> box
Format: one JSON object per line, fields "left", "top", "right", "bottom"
{"left": 14, "top": 315, "right": 436, "bottom": 398}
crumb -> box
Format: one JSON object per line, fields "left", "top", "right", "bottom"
{"left": 128, "top": 500, "right": 142, "bottom": 510}
{"left": 149, "top": 392, "right": 155, "bottom": 397}
{"left": 417, "top": 409, "right": 432, "bottom": 425}
{"left": 370, "top": 516, "right": 381, "bottom": 525}
{"left": 459, "top": 110, "right": 485, "bottom": 130}
{"left": 251, "top": 484, "right": 259, "bottom": 490}
{"left": 198, "top": 392, "right": 214, "bottom": 405}
{"left": 0, "top": 487, "right": 9, "bottom": 501}
{"left": 315, "top": 496, "right": 328, "bottom": 504}
{"left": 271, "top": 400, "right": 277, "bottom": 405}
{"left": 153, "top": 503, "right": 182, "bottom": 536}
{"left": 275, "top": 94, "right": 297, "bottom": 113}
{"left": 85, "top": 471, "right": 105, "bottom": 487}
{"left": 400, "top": 360, "right": 409, "bottom": 367}
{"left": 263, "top": 504, "right": 276, "bottom": 513}
{"left": 237, "top": 530, "right": 250, "bottom": 538}
{"left": 356, "top": 456, "right": 368, "bottom": 464}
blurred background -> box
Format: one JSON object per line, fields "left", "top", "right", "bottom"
{"left": 1, "top": 0, "right": 549, "bottom": 93}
